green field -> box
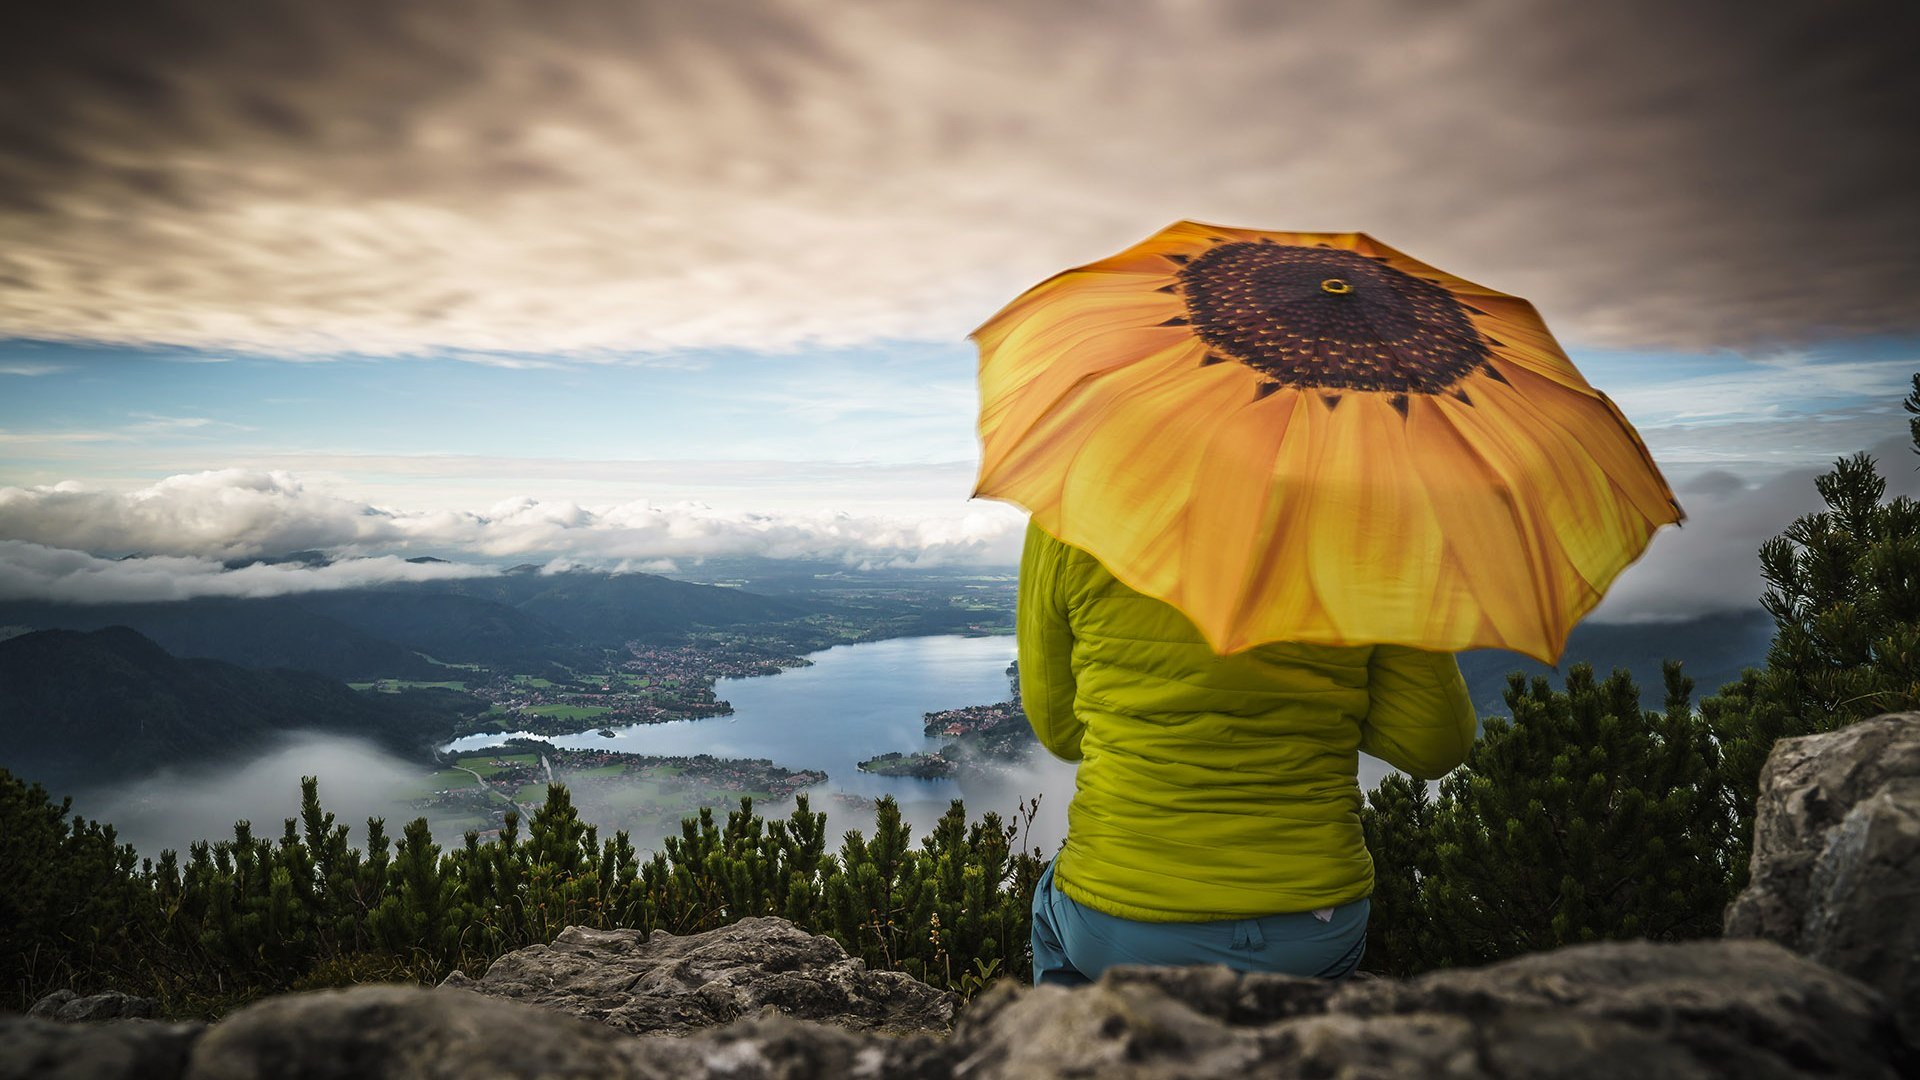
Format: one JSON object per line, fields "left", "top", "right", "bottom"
{"left": 391, "top": 769, "right": 482, "bottom": 798}
{"left": 528, "top": 704, "right": 612, "bottom": 720}
{"left": 351, "top": 679, "right": 469, "bottom": 692}
{"left": 460, "top": 754, "right": 537, "bottom": 777}
{"left": 391, "top": 754, "right": 533, "bottom": 794}
{"left": 512, "top": 675, "right": 557, "bottom": 688}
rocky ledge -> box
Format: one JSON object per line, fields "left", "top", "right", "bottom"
{"left": 1724, "top": 712, "right": 1920, "bottom": 1038}
{"left": 6, "top": 711, "right": 1916, "bottom": 1079}
{"left": 439, "top": 916, "right": 957, "bottom": 1036}
{"left": 5, "top": 936, "right": 1912, "bottom": 1079}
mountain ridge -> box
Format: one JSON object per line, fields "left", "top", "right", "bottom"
{"left": 0, "top": 626, "right": 477, "bottom": 791}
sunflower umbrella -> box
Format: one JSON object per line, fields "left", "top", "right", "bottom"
{"left": 972, "top": 221, "right": 1682, "bottom": 663}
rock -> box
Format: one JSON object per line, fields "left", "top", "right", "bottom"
{"left": 941, "top": 939, "right": 1914, "bottom": 1079}
{"left": 183, "top": 985, "right": 654, "bottom": 1080}
{"left": 176, "top": 986, "right": 933, "bottom": 1080}
{"left": 1724, "top": 712, "right": 1920, "bottom": 1036}
{"left": 947, "top": 977, "right": 1263, "bottom": 1078}
{"left": 1332, "top": 938, "right": 1911, "bottom": 1078}
{"left": 29, "top": 989, "right": 160, "bottom": 1022}
{"left": 442, "top": 916, "right": 956, "bottom": 1036}
{"left": 1802, "top": 776, "right": 1920, "bottom": 1036}
{"left": 10, "top": 937, "right": 1911, "bottom": 1079}
{"left": 1095, "top": 962, "right": 1341, "bottom": 1025}
{"left": 0, "top": 1013, "right": 201, "bottom": 1080}
{"left": 26, "top": 990, "right": 77, "bottom": 1018}
{"left": 655, "top": 1010, "right": 950, "bottom": 1080}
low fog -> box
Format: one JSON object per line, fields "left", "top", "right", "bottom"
{"left": 49, "top": 729, "right": 1083, "bottom": 865}
{"left": 64, "top": 733, "right": 434, "bottom": 862}
{"left": 1590, "top": 433, "right": 1920, "bottom": 622}
{"left": 43, "top": 723, "right": 1406, "bottom": 869}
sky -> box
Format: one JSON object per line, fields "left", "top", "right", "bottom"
{"left": 1, "top": 0, "right": 1917, "bottom": 622}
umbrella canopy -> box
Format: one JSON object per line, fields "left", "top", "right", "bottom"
{"left": 972, "top": 221, "right": 1682, "bottom": 663}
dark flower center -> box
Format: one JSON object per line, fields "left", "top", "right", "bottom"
{"left": 1178, "top": 243, "right": 1489, "bottom": 394}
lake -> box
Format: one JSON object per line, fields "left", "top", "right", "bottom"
{"left": 443, "top": 633, "right": 1024, "bottom": 806}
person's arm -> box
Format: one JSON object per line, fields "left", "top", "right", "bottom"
{"left": 1017, "top": 521, "right": 1084, "bottom": 762}
{"left": 1358, "top": 645, "right": 1477, "bottom": 780}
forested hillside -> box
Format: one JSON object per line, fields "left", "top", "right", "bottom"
{"left": 0, "top": 567, "right": 951, "bottom": 677}
{"left": 1457, "top": 608, "right": 1776, "bottom": 717}
{"left": 0, "top": 627, "right": 476, "bottom": 788}
{"left": 0, "top": 597, "right": 445, "bottom": 681}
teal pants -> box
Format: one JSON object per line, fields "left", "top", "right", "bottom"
{"left": 1030, "top": 860, "right": 1369, "bottom": 986}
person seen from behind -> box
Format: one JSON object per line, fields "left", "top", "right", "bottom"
{"left": 1021, "top": 519, "right": 1477, "bottom": 985}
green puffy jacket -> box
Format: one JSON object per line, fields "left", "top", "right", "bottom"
{"left": 1019, "top": 521, "right": 1477, "bottom": 922}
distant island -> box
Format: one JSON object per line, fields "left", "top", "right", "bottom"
{"left": 856, "top": 750, "right": 956, "bottom": 779}
{"left": 858, "top": 662, "right": 1034, "bottom": 779}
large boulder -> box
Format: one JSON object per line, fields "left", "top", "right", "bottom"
{"left": 184, "top": 986, "right": 655, "bottom": 1080}
{"left": 1724, "top": 712, "right": 1920, "bottom": 1036}
{"left": 945, "top": 939, "right": 1913, "bottom": 1079}
{"left": 0, "top": 1013, "right": 201, "bottom": 1080}
{"left": 439, "top": 916, "right": 957, "bottom": 1036}
{"left": 169, "top": 984, "right": 947, "bottom": 1080}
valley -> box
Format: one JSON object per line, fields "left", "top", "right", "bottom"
{"left": 0, "top": 557, "right": 1777, "bottom": 861}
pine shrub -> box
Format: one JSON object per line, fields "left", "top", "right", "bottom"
{"left": 0, "top": 770, "right": 1044, "bottom": 1018}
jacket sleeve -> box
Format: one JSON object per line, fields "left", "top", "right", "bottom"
{"left": 1359, "top": 645, "right": 1477, "bottom": 780}
{"left": 1017, "top": 521, "right": 1084, "bottom": 762}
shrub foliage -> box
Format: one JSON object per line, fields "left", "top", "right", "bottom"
{"left": 0, "top": 775, "right": 1042, "bottom": 1016}
{"left": 1364, "top": 662, "right": 1731, "bottom": 974}
{"left": 1364, "top": 374, "right": 1920, "bottom": 974}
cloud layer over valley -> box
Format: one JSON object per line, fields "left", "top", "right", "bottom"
{"left": 0, "top": 468, "right": 1027, "bottom": 603}
{"left": 8, "top": 441, "right": 1917, "bottom": 623}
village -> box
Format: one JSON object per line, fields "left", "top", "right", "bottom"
{"left": 859, "top": 691, "right": 1034, "bottom": 780}
{"left": 433, "top": 640, "right": 814, "bottom": 737}
{"left": 922, "top": 700, "right": 1024, "bottom": 739}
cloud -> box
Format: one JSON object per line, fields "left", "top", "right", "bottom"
{"left": 64, "top": 734, "right": 431, "bottom": 859}
{"left": 1638, "top": 403, "right": 1909, "bottom": 474}
{"left": 6, "top": 435, "right": 1916, "bottom": 618}
{"left": 1590, "top": 434, "right": 1920, "bottom": 623}
{"left": 1607, "top": 354, "right": 1914, "bottom": 427}
{"left": 0, "top": 470, "right": 401, "bottom": 558}
{"left": 0, "top": 430, "right": 126, "bottom": 446}
{"left": 0, "top": 1, "right": 1912, "bottom": 358}
{"left": 0, "top": 469, "right": 1027, "bottom": 602}
{"left": 0, "top": 542, "right": 500, "bottom": 604}
{"left": 0, "top": 362, "right": 69, "bottom": 376}
{"left": 0, "top": 413, "right": 255, "bottom": 451}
